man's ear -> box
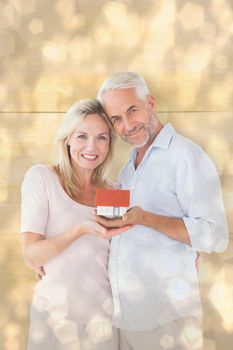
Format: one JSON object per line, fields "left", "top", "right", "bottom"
{"left": 146, "top": 95, "right": 156, "bottom": 112}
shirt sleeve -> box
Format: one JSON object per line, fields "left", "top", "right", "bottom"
{"left": 20, "top": 165, "right": 49, "bottom": 235}
{"left": 176, "top": 142, "right": 229, "bottom": 253}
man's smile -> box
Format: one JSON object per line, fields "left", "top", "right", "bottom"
{"left": 125, "top": 125, "right": 144, "bottom": 139}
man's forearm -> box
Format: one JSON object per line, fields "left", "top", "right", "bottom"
{"left": 138, "top": 210, "right": 191, "bottom": 245}
{"left": 95, "top": 206, "right": 191, "bottom": 245}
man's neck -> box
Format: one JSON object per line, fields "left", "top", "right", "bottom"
{"left": 135, "top": 123, "right": 164, "bottom": 168}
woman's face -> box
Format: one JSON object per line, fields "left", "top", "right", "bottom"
{"left": 68, "top": 114, "right": 110, "bottom": 171}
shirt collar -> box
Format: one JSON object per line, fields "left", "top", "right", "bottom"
{"left": 150, "top": 123, "right": 176, "bottom": 150}
{"left": 129, "top": 123, "right": 176, "bottom": 162}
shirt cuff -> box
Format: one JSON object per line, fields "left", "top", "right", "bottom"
{"left": 183, "top": 217, "right": 213, "bottom": 253}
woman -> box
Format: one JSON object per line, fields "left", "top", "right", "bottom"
{"left": 20, "top": 99, "right": 128, "bottom": 350}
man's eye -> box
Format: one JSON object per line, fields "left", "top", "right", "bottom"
{"left": 112, "top": 118, "right": 120, "bottom": 124}
{"left": 129, "top": 108, "right": 137, "bottom": 113}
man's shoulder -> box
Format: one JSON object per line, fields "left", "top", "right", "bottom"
{"left": 171, "top": 131, "right": 216, "bottom": 173}
{"left": 171, "top": 131, "right": 205, "bottom": 157}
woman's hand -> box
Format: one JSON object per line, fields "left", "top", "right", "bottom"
{"left": 80, "top": 220, "right": 133, "bottom": 239}
{"left": 80, "top": 220, "right": 108, "bottom": 238}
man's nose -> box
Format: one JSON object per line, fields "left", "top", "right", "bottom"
{"left": 122, "top": 118, "right": 133, "bottom": 132}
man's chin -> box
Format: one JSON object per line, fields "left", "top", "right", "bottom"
{"left": 128, "top": 134, "right": 150, "bottom": 148}
{"left": 131, "top": 139, "right": 147, "bottom": 148}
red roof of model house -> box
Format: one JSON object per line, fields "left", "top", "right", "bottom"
{"left": 95, "top": 188, "right": 130, "bottom": 207}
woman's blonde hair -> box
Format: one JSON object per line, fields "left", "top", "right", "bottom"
{"left": 53, "top": 98, "right": 116, "bottom": 200}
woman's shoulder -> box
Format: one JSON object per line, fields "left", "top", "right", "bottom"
{"left": 24, "top": 164, "right": 55, "bottom": 182}
{"left": 22, "top": 164, "right": 59, "bottom": 195}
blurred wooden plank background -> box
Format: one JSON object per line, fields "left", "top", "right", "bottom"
{"left": 0, "top": 1, "right": 233, "bottom": 349}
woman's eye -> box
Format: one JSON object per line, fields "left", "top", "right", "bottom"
{"left": 97, "top": 135, "right": 109, "bottom": 141}
{"left": 76, "top": 134, "right": 87, "bottom": 139}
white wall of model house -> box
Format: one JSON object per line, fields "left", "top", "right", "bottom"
{"left": 97, "top": 206, "right": 128, "bottom": 218}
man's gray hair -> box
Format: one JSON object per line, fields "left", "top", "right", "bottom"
{"left": 97, "top": 72, "right": 150, "bottom": 105}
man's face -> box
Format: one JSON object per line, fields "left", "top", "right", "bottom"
{"left": 102, "top": 88, "right": 158, "bottom": 148}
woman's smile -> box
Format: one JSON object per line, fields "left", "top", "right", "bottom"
{"left": 81, "top": 153, "right": 99, "bottom": 161}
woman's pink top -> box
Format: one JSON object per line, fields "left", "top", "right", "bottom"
{"left": 21, "top": 164, "right": 113, "bottom": 326}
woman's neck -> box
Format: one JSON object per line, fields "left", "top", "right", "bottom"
{"left": 72, "top": 165, "right": 94, "bottom": 188}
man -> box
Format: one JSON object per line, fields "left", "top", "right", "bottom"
{"left": 95, "top": 72, "right": 229, "bottom": 350}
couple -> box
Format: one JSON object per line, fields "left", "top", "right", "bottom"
{"left": 21, "top": 72, "right": 229, "bottom": 350}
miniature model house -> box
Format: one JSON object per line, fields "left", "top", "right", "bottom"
{"left": 95, "top": 188, "right": 130, "bottom": 218}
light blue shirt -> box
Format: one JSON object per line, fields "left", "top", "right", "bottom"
{"left": 109, "top": 123, "right": 228, "bottom": 331}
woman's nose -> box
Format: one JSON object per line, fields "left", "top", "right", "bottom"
{"left": 86, "top": 137, "right": 97, "bottom": 149}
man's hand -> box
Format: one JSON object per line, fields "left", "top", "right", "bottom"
{"left": 95, "top": 206, "right": 143, "bottom": 229}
